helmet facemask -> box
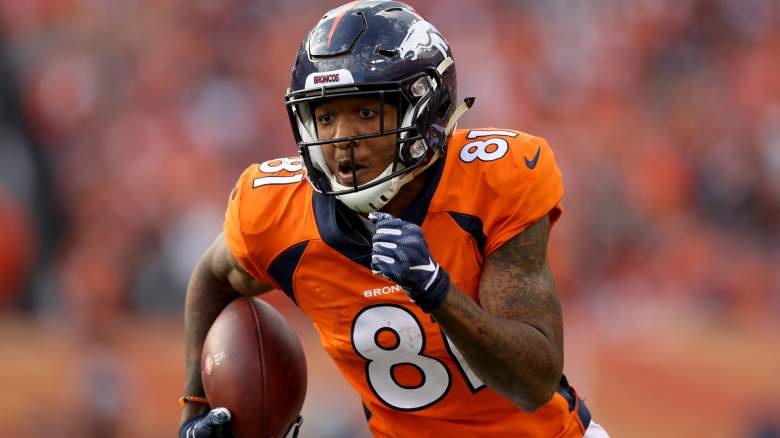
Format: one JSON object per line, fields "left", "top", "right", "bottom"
{"left": 285, "top": 71, "right": 447, "bottom": 212}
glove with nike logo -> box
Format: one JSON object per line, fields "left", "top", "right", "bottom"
{"left": 369, "top": 212, "right": 451, "bottom": 312}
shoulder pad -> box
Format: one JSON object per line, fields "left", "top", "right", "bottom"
{"left": 441, "top": 128, "right": 563, "bottom": 255}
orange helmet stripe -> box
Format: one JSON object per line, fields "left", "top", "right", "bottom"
{"left": 327, "top": 1, "right": 360, "bottom": 48}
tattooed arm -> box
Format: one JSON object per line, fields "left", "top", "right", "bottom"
{"left": 431, "top": 214, "right": 563, "bottom": 412}
{"left": 180, "top": 232, "right": 273, "bottom": 425}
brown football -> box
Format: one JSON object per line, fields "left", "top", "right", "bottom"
{"left": 201, "top": 296, "right": 307, "bottom": 438}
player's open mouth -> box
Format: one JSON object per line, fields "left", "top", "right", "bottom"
{"left": 337, "top": 162, "right": 369, "bottom": 185}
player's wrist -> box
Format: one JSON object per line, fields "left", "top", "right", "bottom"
{"left": 412, "top": 268, "right": 450, "bottom": 313}
{"left": 179, "top": 413, "right": 205, "bottom": 438}
{"left": 180, "top": 401, "right": 210, "bottom": 430}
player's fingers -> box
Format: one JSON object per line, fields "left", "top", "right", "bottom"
{"left": 374, "top": 226, "right": 403, "bottom": 237}
{"left": 373, "top": 241, "right": 397, "bottom": 250}
{"left": 372, "top": 254, "right": 395, "bottom": 265}
{"left": 369, "top": 213, "right": 411, "bottom": 233}
{"left": 371, "top": 269, "right": 393, "bottom": 282}
{"left": 206, "top": 407, "right": 232, "bottom": 425}
{"left": 404, "top": 224, "right": 424, "bottom": 235}
{"left": 371, "top": 244, "right": 401, "bottom": 266}
{"left": 371, "top": 253, "right": 400, "bottom": 282}
{"left": 368, "top": 211, "right": 394, "bottom": 223}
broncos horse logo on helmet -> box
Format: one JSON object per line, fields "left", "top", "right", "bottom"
{"left": 285, "top": 0, "right": 473, "bottom": 213}
{"left": 397, "top": 19, "right": 450, "bottom": 60}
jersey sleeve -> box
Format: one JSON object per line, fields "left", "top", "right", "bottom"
{"left": 483, "top": 135, "right": 563, "bottom": 256}
{"left": 223, "top": 164, "right": 274, "bottom": 284}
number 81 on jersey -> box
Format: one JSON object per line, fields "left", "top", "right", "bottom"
{"left": 352, "top": 305, "right": 485, "bottom": 411}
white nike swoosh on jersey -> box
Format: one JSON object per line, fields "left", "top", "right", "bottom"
{"left": 410, "top": 258, "right": 436, "bottom": 272}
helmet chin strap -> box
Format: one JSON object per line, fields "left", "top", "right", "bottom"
{"left": 333, "top": 97, "right": 475, "bottom": 214}
{"left": 332, "top": 149, "right": 439, "bottom": 213}
{"left": 445, "top": 96, "right": 476, "bottom": 136}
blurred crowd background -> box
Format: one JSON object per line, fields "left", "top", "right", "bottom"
{"left": 1, "top": 0, "right": 778, "bottom": 436}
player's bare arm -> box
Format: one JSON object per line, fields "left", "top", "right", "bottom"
{"left": 181, "top": 233, "right": 272, "bottom": 424}
{"left": 431, "top": 215, "right": 563, "bottom": 412}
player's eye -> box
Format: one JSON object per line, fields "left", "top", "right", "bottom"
{"left": 317, "top": 113, "right": 333, "bottom": 124}
{"left": 358, "top": 108, "right": 375, "bottom": 119}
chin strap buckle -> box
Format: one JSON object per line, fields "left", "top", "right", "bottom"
{"left": 445, "top": 96, "right": 476, "bottom": 136}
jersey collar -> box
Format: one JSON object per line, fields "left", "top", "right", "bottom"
{"left": 397, "top": 151, "right": 446, "bottom": 226}
{"left": 311, "top": 151, "right": 446, "bottom": 268}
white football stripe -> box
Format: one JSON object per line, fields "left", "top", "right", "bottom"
{"left": 372, "top": 254, "right": 395, "bottom": 264}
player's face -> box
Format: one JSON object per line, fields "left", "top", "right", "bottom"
{"left": 315, "top": 97, "right": 398, "bottom": 186}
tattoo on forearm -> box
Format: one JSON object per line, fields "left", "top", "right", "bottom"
{"left": 481, "top": 216, "right": 561, "bottom": 339}
{"left": 432, "top": 215, "right": 564, "bottom": 410}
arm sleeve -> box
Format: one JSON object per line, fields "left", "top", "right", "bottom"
{"left": 483, "top": 136, "right": 563, "bottom": 256}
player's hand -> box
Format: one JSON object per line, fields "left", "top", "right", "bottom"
{"left": 369, "top": 212, "right": 450, "bottom": 312}
{"left": 179, "top": 408, "right": 233, "bottom": 438}
{"left": 285, "top": 415, "right": 303, "bottom": 438}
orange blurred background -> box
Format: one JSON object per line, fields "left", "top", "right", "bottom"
{"left": 0, "top": 0, "right": 778, "bottom": 437}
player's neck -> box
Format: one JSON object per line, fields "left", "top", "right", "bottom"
{"left": 378, "top": 175, "right": 426, "bottom": 217}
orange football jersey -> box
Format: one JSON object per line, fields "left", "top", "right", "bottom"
{"left": 224, "top": 128, "right": 590, "bottom": 437}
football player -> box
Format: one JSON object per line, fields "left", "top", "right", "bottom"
{"left": 180, "top": 1, "right": 609, "bottom": 437}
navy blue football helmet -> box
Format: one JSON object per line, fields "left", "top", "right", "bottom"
{"left": 285, "top": 1, "right": 469, "bottom": 212}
